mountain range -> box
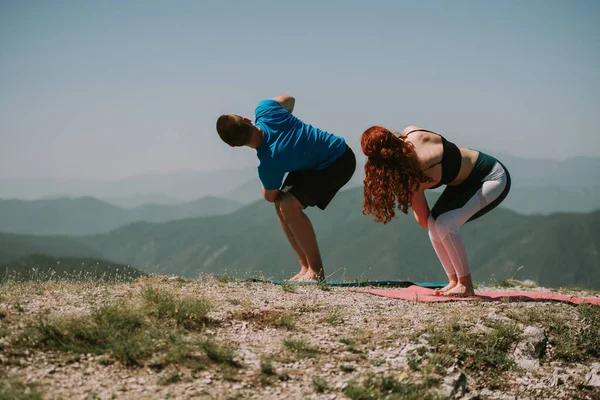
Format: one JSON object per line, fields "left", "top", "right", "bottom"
{"left": 1, "top": 187, "right": 598, "bottom": 288}
{"left": 71, "top": 187, "right": 599, "bottom": 289}
{"left": 221, "top": 154, "right": 600, "bottom": 215}
{"left": 2, "top": 154, "right": 597, "bottom": 214}
{"left": 0, "top": 196, "right": 241, "bottom": 235}
{"left": 0, "top": 168, "right": 256, "bottom": 203}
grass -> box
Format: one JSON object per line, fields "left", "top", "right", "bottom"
{"left": 0, "top": 263, "right": 144, "bottom": 285}
{"left": 13, "top": 288, "right": 220, "bottom": 368}
{"left": 141, "top": 285, "right": 211, "bottom": 329}
{"left": 426, "top": 352, "right": 453, "bottom": 374}
{"left": 227, "top": 298, "right": 251, "bottom": 307}
{"left": 407, "top": 353, "right": 421, "bottom": 371}
{"left": 199, "top": 337, "right": 239, "bottom": 367}
{"left": 494, "top": 279, "right": 518, "bottom": 288}
{"left": 277, "top": 371, "right": 290, "bottom": 381}
{"left": 492, "top": 278, "right": 537, "bottom": 289}
{"left": 97, "top": 356, "right": 113, "bottom": 366}
{"left": 215, "top": 274, "right": 236, "bottom": 284}
{"left": 17, "top": 302, "right": 152, "bottom": 366}
{"left": 579, "top": 305, "right": 600, "bottom": 358}
{"left": 229, "top": 309, "right": 296, "bottom": 330}
{"left": 316, "top": 281, "right": 331, "bottom": 291}
{"left": 0, "top": 372, "right": 42, "bottom": 400}
{"left": 507, "top": 305, "right": 600, "bottom": 361}
{"left": 260, "top": 359, "right": 275, "bottom": 375}
{"left": 12, "top": 303, "right": 24, "bottom": 314}
{"left": 340, "top": 364, "right": 356, "bottom": 372}
{"left": 474, "top": 321, "right": 520, "bottom": 370}
{"left": 340, "top": 337, "right": 363, "bottom": 354}
{"left": 280, "top": 282, "right": 297, "bottom": 293}
{"left": 312, "top": 376, "right": 329, "bottom": 393}
{"left": 3, "top": 276, "right": 598, "bottom": 398}
{"left": 264, "top": 311, "right": 295, "bottom": 330}
{"left": 342, "top": 374, "right": 441, "bottom": 400}
{"left": 420, "top": 317, "right": 521, "bottom": 373}
{"left": 258, "top": 358, "right": 276, "bottom": 385}
{"left": 323, "top": 308, "right": 343, "bottom": 325}
{"left": 151, "top": 334, "right": 200, "bottom": 369}
{"left": 283, "top": 337, "right": 319, "bottom": 359}
{"left": 491, "top": 266, "right": 526, "bottom": 288}
{"left": 157, "top": 369, "right": 181, "bottom": 386}
{"left": 557, "top": 286, "right": 600, "bottom": 296}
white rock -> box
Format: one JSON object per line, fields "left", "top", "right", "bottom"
{"left": 585, "top": 363, "right": 600, "bottom": 388}
{"left": 439, "top": 366, "right": 466, "bottom": 399}
{"left": 513, "top": 326, "right": 547, "bottom": 370}
{"left": 549, "top": 367, "right": 564, "bottom": 387}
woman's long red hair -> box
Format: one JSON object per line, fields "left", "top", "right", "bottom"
{"left": 361, "top": 126, "right": 430, "bottom": 224}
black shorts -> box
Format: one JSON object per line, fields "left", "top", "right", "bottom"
{"left": 281, "top": 146, "right": 356, "bottom": 210}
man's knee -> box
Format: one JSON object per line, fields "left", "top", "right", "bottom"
{"left": 277, "top": 193, "right": 304, "bottom": 217}
{"left": 274, "top": 199, "right": 283, "bottom": 216}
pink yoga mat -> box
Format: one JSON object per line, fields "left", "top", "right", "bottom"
{"left": 357, "top": 285, "right": 600, "bottom": 306}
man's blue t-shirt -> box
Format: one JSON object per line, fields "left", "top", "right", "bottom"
{"left": 255, "top": 100, "right": 347, "bottom": 190}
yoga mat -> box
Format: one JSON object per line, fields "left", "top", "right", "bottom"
{"left": 245, "top": 279, "right": 446, "bottom": 289}
{"left": 356, "top": 285, "right": 600, "bottom": 306}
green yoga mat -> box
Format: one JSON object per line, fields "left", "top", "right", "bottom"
{"left": 245, "top": 278, "right": 445, "bottom": 289}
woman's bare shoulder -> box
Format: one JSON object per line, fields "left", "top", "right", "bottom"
{"left": 400, "top": 125, "right": 424, "bottom": 136}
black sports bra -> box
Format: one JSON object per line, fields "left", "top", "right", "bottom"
{"left": 404, "top": 129, "right": 461, "bottom": 188}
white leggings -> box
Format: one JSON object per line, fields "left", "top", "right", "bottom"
{"left": 428, "top": 162, "right": 508, "bottom": 278}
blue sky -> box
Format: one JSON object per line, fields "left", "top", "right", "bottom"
{"left": 1, "top": 0, "right": 598, "bottom": 179}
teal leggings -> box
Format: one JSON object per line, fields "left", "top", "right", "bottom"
{"left": 431, "top": 152, "right": 511, "bottom": 222}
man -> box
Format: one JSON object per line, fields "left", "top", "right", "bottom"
{"left": 216, "top": 95, "right": 356, "bottom": 281}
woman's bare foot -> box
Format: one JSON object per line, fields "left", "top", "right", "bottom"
{"left": 439, "top": 281, "right": 458, "bottom": 293}
{"left": 444, "top": 283, "right": 475, "bottom": 297}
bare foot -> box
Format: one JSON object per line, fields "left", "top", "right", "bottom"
{"left": 439, "top": 281, "right": 458, "bottom": 293}
{"left": 444, "top": 283, "right": 475, "bottom": 297}
{"left": 298, "top": 269, "right": 325, "bottom": 282}
{"left": 288, "top": 270, "right": 307, "bottom": 282}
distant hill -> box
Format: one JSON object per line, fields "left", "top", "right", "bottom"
{"left": 0, "top": 168, "right": 256, "bottom": 201}
{"left": 0, "top": 254, "right": 145, "bottom": 283}
{"left": 127, "top": 196, "right": 241, "bottom": 223}
{"left": 0, "top": 233, "right": 103, "bottom": 264}
{"left": 488, "top": 153, "right": 600, "bottom": 214}
{"left": 500, "top": 185, "right": 600, "bottom": 214}
{"left": 2, "top": 155, "right": 598, "bottom": 215}
{"left": 226, "top": 178, "right": 263, "bottom": 204}
{"left": 103, "top": 193, "right": 183, "bottom": 208}
{"left": 0, "top": 196, "right": 241, "bottom": 235}
{"left": 79, "top": 187, "right": 600, "bottom": 289}
{"left": 492, "top": 154, "right": 600, "bottom": 189}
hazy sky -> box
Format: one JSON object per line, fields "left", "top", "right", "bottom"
{"left": 1, "top": 0, "right": 598, "bottom": 180}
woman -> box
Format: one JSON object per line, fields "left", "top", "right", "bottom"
{"left": 361, "top": 125, "right": 511, "bottom": 296}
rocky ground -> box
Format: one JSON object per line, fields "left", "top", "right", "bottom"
{"left": 0, "top": 275, "right": 599, "bottom": 400}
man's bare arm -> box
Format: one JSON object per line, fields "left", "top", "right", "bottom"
{"left": 273, "top": 95, "right": 295, "bottom": 113}
{"left": 261, "top": 186, "right": 281, "bottom": 203}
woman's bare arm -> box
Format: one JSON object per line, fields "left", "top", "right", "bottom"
{"left": 411, "top": 163, "right": 442, "bottom": 228}
{"left": 412, "top": 189, "right": 430, "bottom": 228}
